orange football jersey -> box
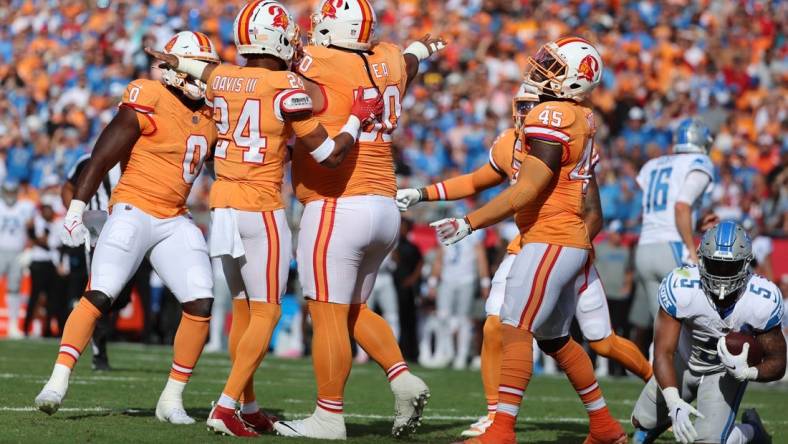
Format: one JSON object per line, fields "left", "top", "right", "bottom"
{"left": 292, "top": 42, "right": 407, "bottom": 203}
{"left": 516, "top": 100, "right": 597, "bottom": 249}
{"left": 110, "top": 79, "right": 216, "bottom": 218}
{"left": 206, "top": 64, "right": 319, "bottom": 211}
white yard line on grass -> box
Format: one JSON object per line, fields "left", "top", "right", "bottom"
{"left": 4, "top": 406, "right": 788, "bottom": 426}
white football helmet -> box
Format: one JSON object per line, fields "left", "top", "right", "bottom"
{"left": 234, "top": 0, "right": 299, "bottom": 63}
{"left": 523, "top": 37, "right": 603, "bottom": 102}
{"left": 160, "top": 31, "right": 219, "bottom": 100}
{"left": 310, "top": 0, "right": 376, "bottom": 51}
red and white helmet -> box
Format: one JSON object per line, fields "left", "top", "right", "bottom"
{"left": 234, "top": 1, "right": 298, "bottom": 63}
{"left": 160, "top": 31, "right": 220, "bottom": 100}
{"left": 523, "top": 37, "right": 603, "bottom": 102}
{"left": 310, "top": 0, "right": 376, "bottom": 51}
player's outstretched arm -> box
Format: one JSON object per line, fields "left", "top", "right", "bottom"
{"left": 145, "top": 48, "right": 217, "bottom": 84}
{"left": 396, "top": 164, "right": 505, "bottom": 211}
{"left": 403, "top": 34, "right": 447, "bottom": 92}
{"left": 431, "top": 139, "right": 561, "bottom": 245}
{"left": 295, "top": 86, "right": 383, "bottom": 168}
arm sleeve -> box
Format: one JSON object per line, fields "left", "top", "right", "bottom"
{"left": 676, "top": 170, "right": 711, "bottom": 205}
{"left": 423, "top": 164, "right": 504, "bottom": 201}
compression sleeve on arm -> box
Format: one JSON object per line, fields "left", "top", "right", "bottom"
{"left": 466, "top": 156, "right": 554, "bottom": 230}
{"left": 423, "top": 164, "right": 504, "bottom": 201}
{"left": 676, "top": 170, "right": 711, "bottom": 205}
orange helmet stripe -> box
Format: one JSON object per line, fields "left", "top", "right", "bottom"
{"left": 555, "top": 36, "right": 592, "bottom": 47}
{"left": 357, "top": 0, "right": 373, "bottom": 43}
{"left": 237, "top": 0, "right": 264, "bottom": 45}
{"left": 193, "top": 31, "right": 211, "bottom": 51}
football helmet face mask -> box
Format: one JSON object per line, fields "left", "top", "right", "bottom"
{"left": 524, "top": 37, "right": 603, "bottom": 102}
{"left": 673, "top": 118, "right": 713, "bottom": 154}
{"left": 697, "top": 221, "right": 753, "bottom": 309}
{"left": 160, "top": 31, "right": 219, "bottom": 100}
{"left": 512, "top": 83, "right": 540, "bottom": 137}
{"left": 310, "top": 0, "right": 376, "bottom": 51}
{"left": 234, "top": 1, "right": 299, "bottom": 63}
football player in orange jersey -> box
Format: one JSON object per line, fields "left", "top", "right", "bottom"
{"left": 398, "top": 84, "right": 652, "bottom": 438}
{"left": 431, "top": 38, "right": 627, "bottom": 444}
{"left": 145, "top": 1, "right": 384, "bottom": 437}
{"left": 35, "top": 31, "right": 221, "bottom": 425}
{"left": 272, "top": 0, "right": 446, "bottom": 440}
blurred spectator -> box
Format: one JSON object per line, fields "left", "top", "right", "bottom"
{"left": 0, "top": 181, "right": 34, "bottom": 338}
{"left": 593, "top": 220, "right": 634, "bottom": 377}
{"left": 392, "top": 217, "right": 422, "bottom": 362}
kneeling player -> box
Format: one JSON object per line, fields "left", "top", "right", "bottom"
{"left": 35, "top": 31, "right": 220, "bottom": 425}
{"left": 632, "top": 221, "right": 785, "bottom": 444}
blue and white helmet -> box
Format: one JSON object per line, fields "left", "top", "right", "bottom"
{"left": 673, "top": 118, "right": 713, "bottom": 154}
{"left": 697, "top": 221, "right": 753, "bottom": 308}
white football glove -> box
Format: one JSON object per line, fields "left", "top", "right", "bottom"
{"left": 717, "top": 337, "right": 759, "bottom": 381}
{"left": 430, "top": 217, "right": 472, "bottom": 246}
{"left": 61, "top": 200, "right": 89, "bottom": 247}
{"left": 395, "top": 188, "right": 422, "bottom": 212}
{"left": 663, "top": 387, "right": 704, "bottom": 444}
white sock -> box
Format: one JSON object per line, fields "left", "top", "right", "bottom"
{"left": 240, "top": 400, "right": 258, "bottom": 414}
{"left": 160, "top": 378, "right": 186, "bottom": 402}
{"left": 46, "top": 363, "right": 72, "bottom": 393}
{"left": 6, "top": 293, "right": 20, "bottom": 326}
{"left": 726, "top": 424, "right": 755, "bottom": 444}
{"left": 217, "top": 393, "right": 237, "bottom": 410}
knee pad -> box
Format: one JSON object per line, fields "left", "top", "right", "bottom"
{"left": 85, "top": 290, "right": 113, "bottom": 314}
{"left": 182, "top": 297, "right": 214, "bottom": 318}
{"left": 537, "top": 335, "right": 570, "bottom": 355}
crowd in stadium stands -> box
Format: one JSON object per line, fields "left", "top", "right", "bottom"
{"left": 0, "top": 1, "right": 786, "bottom": 363}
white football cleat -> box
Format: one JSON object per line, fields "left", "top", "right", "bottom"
{"left": 390, "top": 372, "right": 430, "bottom": 438}
{"left": 274, "top": 407, "right": 347, "bottom": 440}
{"left": 460, "top": 414, "right": 494, "bottom": 437}
{"left": 35, "top": 364, "right": 71, "bottom": 415}
{"left": 35, "top": 389, "right": 64, "bottom": 415}
{"left": 156, "top": 400, "right": 195, "bottom": 425}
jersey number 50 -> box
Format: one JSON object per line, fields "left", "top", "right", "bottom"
{"left": 354, "top": 86, "right": 402, "bottom": 143}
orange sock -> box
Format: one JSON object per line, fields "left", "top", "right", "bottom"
{"left": 480, "top": 315, "right": 502, "bottom": 415}
{"left": 547, "top": 339, "right": 607, "bottom": 417}
{"left": 169, "top": 312, "right": 210, "bottom": 383}
{"left": 589, "top": 334, "right": 653, "bottom": 381}
{"left": 228, "top": 298, "right": 256, "bottom": 404}
{"left": 308, "top": 300, "right": 351, "bottom": 414}
{"left": 483, "top": 324, "right": 532, "bottom": 441}
{"left": 350, "top": 304, "right": 408, "bottom": 381}
{"left": 221, "top": 301, "right": 281, "bottom": 403}
{"left": 56, "top": 298, "right": 102, "bottom": 368}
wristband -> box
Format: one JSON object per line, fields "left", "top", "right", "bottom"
{"left": 480, "top": 277, "right": 491, "bottom": 289}
{"left": 661, "top": 386, "right": 681, "bottom": 408}
{"left": 175, "top": 55, "right": 208, "bottom": 79}
{"left": 340, "top": 115, "right": 361, "bottom": 143}
{"left": 310, "top": 137, "right": 335, "bottom": 163}
{"left": 404, "top": 41, "right": 430, "bottom": 62}
{"left": 427, "top": 276, "right": 438, "bottom": 288}
{"left": 67, "top": 199, "right": 87, "bottom": 217}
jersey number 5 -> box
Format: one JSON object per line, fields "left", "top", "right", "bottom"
{"left": 212, "top": 97, "right": 269, "bottom": 164}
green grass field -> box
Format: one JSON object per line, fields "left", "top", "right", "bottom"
{"left": 1, "top": 340, "right": 786, "bottom": 443}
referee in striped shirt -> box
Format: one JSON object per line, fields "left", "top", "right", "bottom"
{"left": 62, "top": 154, "right": 150, "bottom": 370}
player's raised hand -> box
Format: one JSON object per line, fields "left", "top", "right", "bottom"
{"left": 61, "top": 200, "right": 89, "bottom": 247}
{"left": 717, "top": 337, "right": 758, "bottom": 381}
{"left": 662, "top": 387, "right": 703, "bottom": 444}
{"left": 144, "top": 47, "right": 179, "bottom": 69}
{"left": 350, "top": 87, "right": 384, "bottom": 126}
{"left": 430, "top": 217, "right": 472, "bottom": 246}
{"left": 395, "top": 188, "right": 422, "bottom": 211}
{"left": 404, "top": 34, "right": 447, "bottom": 62}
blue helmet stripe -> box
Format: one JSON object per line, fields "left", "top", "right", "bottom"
{"left": 715, "top": 221, "right": 736, "bottom": 254}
